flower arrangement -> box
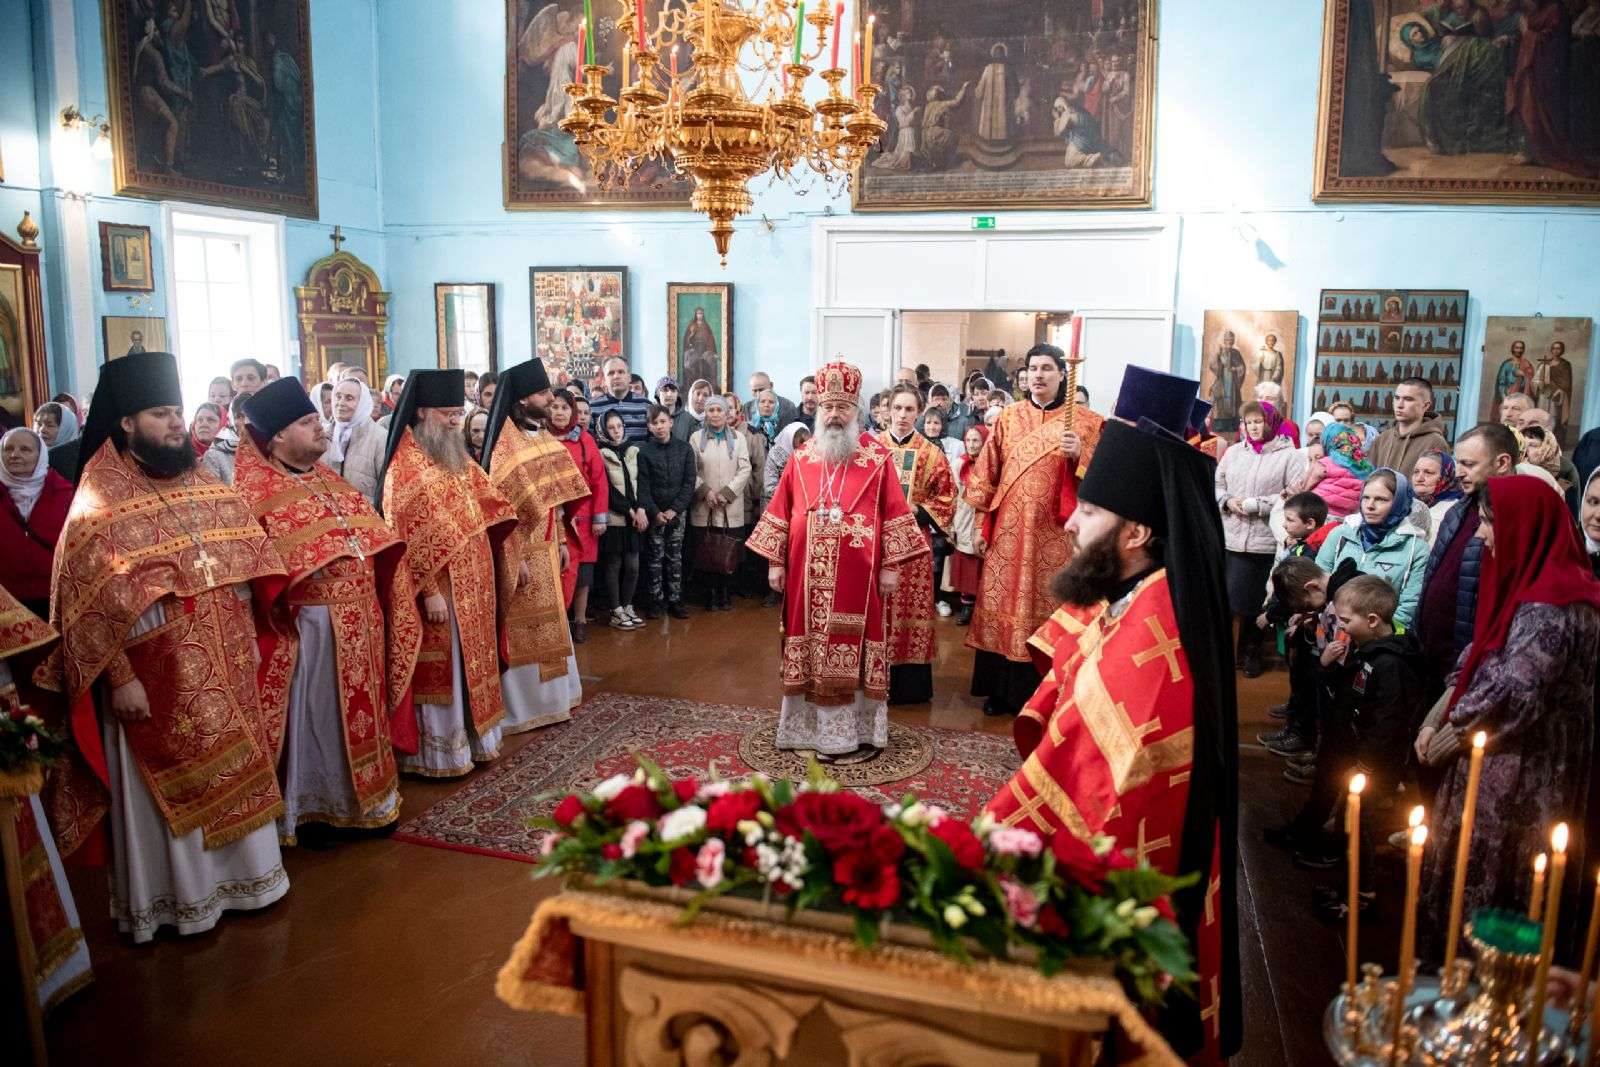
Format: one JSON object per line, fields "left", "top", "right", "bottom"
{"left": 0, "top": 703, "right": 67, "bottom": 776}
{"left": 535, "top": 757, "right": 1196, "bottom": 1007}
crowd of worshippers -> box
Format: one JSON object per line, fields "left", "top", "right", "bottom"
{"left": 1211, "top": 375, "right": 1600, "bottom": 955}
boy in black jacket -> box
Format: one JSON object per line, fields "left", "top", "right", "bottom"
{"left": 638, "top": 405, "right": 697, "bottom": 619}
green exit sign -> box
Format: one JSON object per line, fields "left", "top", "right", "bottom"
{"left": 971, "top": 216, "right": 996, "bottom": 230}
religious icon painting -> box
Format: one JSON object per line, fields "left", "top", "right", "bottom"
{"left": 100, "top": 0, "right": 318, "bottom": 218}
{"left": 98, "top": 222, "right": 154, "bottom": 292}
{"left": 503, "top": 0, "right": 692, "bottom": 209}
{"left": 667, "top": 283, "right": 732, "bottom": 393}
{"left": 1479, "top": 316, "right": 1592, "bottom": 451}
{"left": 1199, "top": 310, "right": 1300, "bottom": 437}
{"left": 1311, "top": 289, "right": 1468, "bottom": 439}
{"left": 852, "top": 0, "right": 1156, "bottom": 211}
{"left": 102, "top": 315, "right": 168, "bottom": 363}
{"left": 435, "top": 283, "right": 499, "bottom": 375}
{"left": 529, "top": 267, "right": 628, "bottom": 388}
{"left": 1313, "top": 1, "right": 1600, "bottom": 206}
{"left": 0, "top": 235, "right": 49, "bottom": 423}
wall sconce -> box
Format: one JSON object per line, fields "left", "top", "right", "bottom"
{"left": 60, "top": 105, "right": 113, "bottom": 161}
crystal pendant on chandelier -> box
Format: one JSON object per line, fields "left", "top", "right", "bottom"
{"left": 560, "top": 0, "right": 886, "bottom": 265}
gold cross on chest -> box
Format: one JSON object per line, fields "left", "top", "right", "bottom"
{"left": 1130, "top": 615, "right": 1184, "bottom": 683}
{"left": 1133, "top": 818, "right": 1172, "bottom": 865}
{"left": 191, "top": 542, "right": 220, "bottom": 586}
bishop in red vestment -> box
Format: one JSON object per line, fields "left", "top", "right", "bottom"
{"left": 877, "top": 385, "right": 957, "bottom": 705}
{"left": 748, "top": 362, "right": 928, "bottom": 761}
{"left": 985, "top": 417, "right": 1240, "bottom": 1064}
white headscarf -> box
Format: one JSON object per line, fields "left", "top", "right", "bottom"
{"left": 49, "top": 405, "right": 81, "bottom": 446}
{"left": 324, "top": 380, "right": 375, "bottom": 464}
{"left": 687, "top": 379, "right": 712, "bottom": 421}
{"left": 0, "top": 428, "right": 50, "bottom": 521}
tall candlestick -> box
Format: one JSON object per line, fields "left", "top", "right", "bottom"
{"left": 831, "top": 1, "right": 843, "bottom": 70}
{"left": 793, "top": 2, "right": 806, "bottom": 64}
{"left": 1531, "top": 853, "right": 1548, "bottom": 921}
{"left": 582, "top": 0, "right": 595, "bottom": 64}
{"left": 703, "top": 0, "right": 713, "bottom": 49}
{"left": 1443, "top": 731, "right": 1487, "bottom": 975}
{"left": 1527, "top": 824, "right": 1568, "bottom": 1052}
{"left": 1392, "top": 812, "right": 1427, "bottom": 1065}
{"left": 623, "top": 43, "right": 630, "bottom": 86}
{"left": 1576, "top": 868, "right": 1600, "bottom": 1038}
{"left": 863, "top": 14, "right": 875, "bottom": 84}
{"left": 1345, "top": 773, "right": 1366, "bottom": 989}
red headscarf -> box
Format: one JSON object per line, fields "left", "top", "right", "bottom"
{"left": 1449, "top": 475, "right": 1600, "bottom": 714}
{"left": 959, "top": 424, "right": 990, "bottom": 486}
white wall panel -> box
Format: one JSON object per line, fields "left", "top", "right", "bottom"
{"left": 828, "top": 237, "right": 975, "bottom": 309}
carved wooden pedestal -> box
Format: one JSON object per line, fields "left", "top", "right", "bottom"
{"left": 498, "top": 887, "right": 1181, "bottom": 1067}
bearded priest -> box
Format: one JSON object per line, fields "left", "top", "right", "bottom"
{"left": 381, "top": 370, "right": 518, "bottom": 777}
{"left": 43, "top": 351, "right": 291, "bottom": 942}
{"left": 747, "top": 361, "right": 929, "bottom": 762}
{"left": 481, "top": 358, "right": 592, "bottom": 731}
{"left": 234, "top": 378, "right": 421, "bottom": 844}
{"left": 984, "top": 416, "right": 1240, "bottom": 1064}
{"left": 876, "top": 383, "right": 957, "bottom": 705}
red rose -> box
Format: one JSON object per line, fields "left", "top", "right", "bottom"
{"left": 672, "top": 778, "right": 700, "bottom": 805}
{"left": 606, "top": 784, "right": 662, "bottom": 823}
{"left": 779, "top": 792, "right": 882, "bottom": 854}
{"left": 929, "top": 818, "right": 984, "bottom": 871}
{"left": 553, "top": 794, "right": 585, "bottom": 827}
{"left": 1050, "top": 831, "right": 1107, "bottom": 893}
{"left": 863, "top": 824, "right": 905, "bottom": 865}
{"left": 833, "top": 851, "right": 901, "bottom": 910}
{"left": 668, "top": 846, "right": 697, "bottom": 886}
{"left": 1038, "top": 903, "right": 1071, "bottom": 938}
{"left": 707, "top": 791, "right": 763, "bottom": 835}
{"left": 601, "top": 843, "right": 622, "bottom": 860}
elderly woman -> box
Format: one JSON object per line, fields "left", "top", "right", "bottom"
{"left": 764, "top": 421, "right": 810, "bottom": 515}
{"left": 1215, "top": 400, "right": 1300, "bottom": 676}
{"left": 464, "top": 409, "right": 489, "bottom": 464}
{"left": 1412, "top": 450, "right": 1464, "bottom": 547}
{"left": 0, "top": 428, "right": 74, "bottom": 616}
{"left": 750, "top": 390, "right": 781, "bottom": 443}
{"left": 1418, "top": 475, "right": 1600, "bottom": 954}
{"left": 689, "top": 395, "right": 752, "bottom": 611}
{"left": 32, "top": 402, "right": 75, "bottom": 448}
{"left": 190, "top": 402, "right": 223, "bottom": 457}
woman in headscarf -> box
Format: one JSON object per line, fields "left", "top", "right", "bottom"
{"left": 323, "top": 377, "right": 384, "bottom": 504}
{"left": 1303, "top": 410, "right": 1337, "bottom": 446}
{"left": 688, "top": 395, "right": 751, "bottom": 612}
{"left": 547, "top": 388, "right": 607, "bottom": 642}
{"left": 1315, "top": 468, "right": 1429, "bottom": 631}
{"left": 0, "top": 427, "right": 74, "bottom": 617}
{"left": 382, "top": 374, "right": 406, "bottom": 415}
{"left": 724, "top": 391, "right": 768, "bottom": 600}
{"left": 675, "top": 379, "right": 713, "bottom": 442}
{"left": 1417, "top": 475, "right": 1600, "bottom": 955}
{"left": 750, "top": 389, "right": 782, "bottom": 443}
{"left": 1412, "top": 449, "right": 1464, "bottom": 547}
{"left": 948, "top": 423, "right": 990, "bottom": 626}
{"left": 1215, "top": 400, "right": 1300, "bottom": 676}
{"left": 1305, "top": 423, "right": 1372, "bottom": 520}
{"left": 314, "top": 381, "right": 334, "bottom": 423}
{"left": 596, "top": 409, "right": 650, "bottom": 630}
{"left": 190, "top": 402, "right": 223, "bottom": 457}
{"left": 32, "top": 402, "right": 78, "bottom": 448}
{"left": 760, "top": 421, "right": 811, "bottom": 607}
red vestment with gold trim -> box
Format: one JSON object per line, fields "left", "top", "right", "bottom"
{"left": 965, "top": 402, "right": 1104, "bottom": 663}
{"left": 232, "top": 438, "right": 421, "bottom": 819}
{"left": 985, "top": 570, "right": 1225, "bottom": 1065}
{"left": 747, "top": 435, "right": 928, "bottom": 705}
{"left": 37, "top": 443, "right": 289, "bottom": 858}
{"left": 488, "top": 427, "right": 591, "bottom": 679}
{"left": 876, "top": 431, "right": 957, "bottom": 667}
{"left": 382, "top": 429, "right": 517, "bottom": 736}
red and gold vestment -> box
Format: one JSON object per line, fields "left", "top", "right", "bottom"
{"left": 487, "top": 427, "right": 591, "bottom": 680}
{"left": 876, "top": 431, "right": 957, "bottom": 667}
{"left": 382, "top": 429, "right": 517, "bottom": 735}
{"left": 232, "top": 438, "right": 420, "bottom": 815}
{"left": 747, "top": 436, "right": 927, "bottom": 705}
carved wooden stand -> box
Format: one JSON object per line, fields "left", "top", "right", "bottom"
{"left": 0, "top": 765, "right": 47, "bottom": 1067}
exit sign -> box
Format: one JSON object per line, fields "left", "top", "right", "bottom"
{"left": 971, "top": 216, "right": 996, "bottom": 230}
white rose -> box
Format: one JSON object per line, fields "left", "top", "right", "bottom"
{"left": 943, "top": 904, "right": 968, "bottom": 929}
{"left": 657, "top": 804, "right": 707, "bottom": 842}
{"left": 592, "top": 773, "right": 633, "bottom": 801}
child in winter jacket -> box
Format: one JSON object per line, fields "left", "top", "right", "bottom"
{"left": 1306, "top": 424, "right": 1370, "bottom": 519}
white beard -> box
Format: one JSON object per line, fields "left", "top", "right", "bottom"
{"left": 814, "top": 418, "right": 860, "bottom": 464}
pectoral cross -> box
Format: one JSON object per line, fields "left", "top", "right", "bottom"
{"left": 192, "top": 546, "right": 219, "bottom": 586}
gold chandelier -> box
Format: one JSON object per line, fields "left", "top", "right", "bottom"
{"left": 560, "top": 0, "right": 886, "bottom": 265}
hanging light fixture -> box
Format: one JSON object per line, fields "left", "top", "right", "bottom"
{"left": 561, "top": 0, "right": 885, "bottom": 265}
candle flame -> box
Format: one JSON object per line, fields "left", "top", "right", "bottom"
{"left": 1409, "top": 804, "right": 1425, "bottom": 828}
{"left": 1411, "top": 825, "right": 1428, "bottom": 847}
{"left": 868, "top": 14, "right": 875, "bottom": 24}
{"left": 1553, "top": 823, "right": 1569, "bottom": 854}
{"left": 1535, "top": 853, "right": 1548, "bottom": 874}
{"left": 1472, "top": 731, "right": 1486, "bottom": 750}
{"left": 1348, "top": 773, "right": 1366, "bottom": 795}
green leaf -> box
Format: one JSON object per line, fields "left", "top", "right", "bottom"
{"left": 772, "top": 778, "right": 795, "bottom": 807}
{"left": 853, "top": 910, "right": 881, "bottom": 948}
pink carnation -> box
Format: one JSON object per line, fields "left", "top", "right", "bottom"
{"left": 696, "top": 838, "right": 727, "bottom": 889}
{"left": 540, "top": 833, "right": 561, "bottom": 858}
{"left": 988, "top": 826, "right": 1044, "bottom": 858}
{"left": 1001, "top": 877, "right": 1040, "bottom": 929}
{"left": 620, "top": 820, "right": 651, "bottom": 859}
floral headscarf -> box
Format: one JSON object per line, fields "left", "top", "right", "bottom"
{"left": 1244, "top": 401, "right": 1286, "bottom": 454}
{"left": 1416, "top": 449, "right": 1463, "bottom": 505}
{"left": 1321, "top": 423, "right": 1373, "bottom": 479}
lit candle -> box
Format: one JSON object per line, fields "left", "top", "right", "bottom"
{"left": 671, "top": 43, "right": 679, "bottom": 78}
{"left": 636, "top": 0, "right": 646, "bottom": 51}
{"left": 582, "top": 0, "right": 595, "bottom": 64}
{"left": 863, "top": 14, "right": 875, "bottom": 84}
{"left": 1531, "top": 853, "right": 1548, "bottom": 921}
{"left": 1442, "top": 731, "right": 1487, "bottom": 975}
{"left": 793, "top": 2, "right": 806, "bottom": 65}
{"left": 1392, "top": 809, "right": 1427, "bottom": 1061}
{"left": 831, "top": 1, "right": 843, "bottom": 70}
{"left": 1576, "top": 869, "right": 1600, "bottom": 1034}
{"left": 1345, "top": 773, "right": 1366, "bottom": 990}
{"left": 1068, "top": 314, "right": 1085, "bottom": 362}
{"left": 1527, "top": 824, "right": 1569, "bottom": 1052}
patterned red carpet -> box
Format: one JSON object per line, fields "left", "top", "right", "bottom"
{"left": 392, "top": 692, "right": 1019, "bottom": 862}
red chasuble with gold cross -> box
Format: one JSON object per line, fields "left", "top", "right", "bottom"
{"left": 985, "top": 570, "right": 1225, "bottom": 1066}
{"left": 876, "top": 431, "right": 957, "bottom": 667}
{"left": 747, "top": 435, "right": 928, "bottom": 705}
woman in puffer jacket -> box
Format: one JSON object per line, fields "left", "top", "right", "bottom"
{"left": 1215, "top": 401, "right": 1300, "bottom": 676}
{"left": 1315, "top": 467, "right": 1429, "bottom": 631}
